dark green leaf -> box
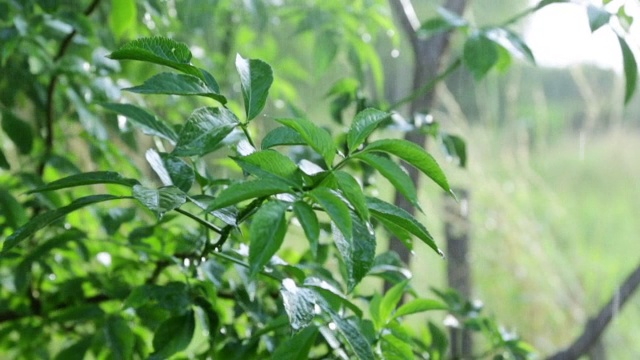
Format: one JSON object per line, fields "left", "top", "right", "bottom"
{"left": 150, "top": 311, "right": 195, "bottom": 360}
{"left": 305, "top": 278, "right": 363, "bottom": 317}
{"left": 393, "top": 299, "right": 448, "bottom": 319}
{"left": 133, "top": 185, "right": 186, "bottom": 216}
{"left": 276, "top": 118, "right": 336, "bottom": 167}
{"left": 327, "top": 311, "right": 374, "bottom": 360}
{"left": 249, "top": 200, "right": 288, "bottom": 277}
{"left": 587, "top": 4, "right": 610, "bottom": 32}
{"left": 362, "top": 139, "right": 451, "bottom": 194}
{"left": 280, "top": 278, "right": 317, "bottom": 330}
{"left": 50, "top": 303, "right": 105, "bottom": 323}
{"left": 2, "top": 195, "right": 123, "bottom": 253}
{"left": 145, "top": 149, "right": 194, "bottom": 192}
{"left": 355, "top": 153, "right": 419, "bottom": 208}
{"left": 367, "top": 197, "right": 442, "bottom": 256}
{"left": 101, "top": 103, "right": 178, "bottom": 143}
{"left": 28, "top": 171, "right": 140, "bottom": 194}
{"left": 347, "top": 108, "right": 389, "bottom": 153}
{"left": 309, "top": 187, "right": 351, "bottom": 241}
{"left": 1, "top": 110, "right": 33, "bottom": 154}
{"left": 109, "top": 36, "right": 204, "bottom": 79}
{"left": 0, "top": 148, "right": 9, "bottom": 169}
{"left": 104, "top": 316, "right": 134, "bottom": 360}
{"left": 234, "top": 150, "right": 303, "bottom": 187}
{"left": 618, "top": 35, "right": 638, "bottom": 104}
{"left": 380, "top": 280, "right": 409, "bottom": 324}
{"left": 293, "top": 201, "right": 319, "bottom": 256}
{"left": 109, "top": 0, "right": 137, "bottom": 40}
{"left": 270, "top": 326, "right": 318, "bottom": 360}
{"left": 54, "top": 336, "right": 93, "bottom": 360}
{"left": 334, "top": 171, "right": 369, "bottom": 220}
{"left": 235, "top": 54, "right": 274, "bottom": 121}
{"left": 261, "top": 126, "right": 306, "bottom": 149}
{"left": 441, "top": 134, "right": 467, "bottom": 167}
{"left": 375, "top": 214, "right": 414, "bottom": 251}
{"left": 0, "top": 188, "right": 27, "bottom": 229}
{"left": 463, "top": 33, "right": 499, "bottom": 80}
{"left": 125, "top": 72, "right": 226, "bottom": 104}
{"left": 173, "top": 107, "right": 240, "bottom": 157}
{"left": 381, "top": 334, "right": 414, "bottom": 360}
{"left": 332, "top": 215, "right": 375, "bottom": 292}
{"left": 204, "top": 178, "right": 291, "bottom": 212}
{"left": 428, "top": 321, "right": 448, "bottom": 355}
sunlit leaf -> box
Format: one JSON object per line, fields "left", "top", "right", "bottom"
{"left": 276, "top": 118, "right": 336, "bottom": 167}
{"left": 235, "top": 54, "right": 274, "bottom": 121}
{"left": 150, "top": 311, "right": 195, "bottom": 360}
{"left": 28, "top": 171, "right": 140, "bottom": 194}
{"left": 249, "top": 200, "right": 288, "bottom": 277}
{"left": 101, "top": 103, "right": 178, "bottom": 143}
{"left": 347, "top": 108, "right": 389, "bottom": 153}
{"left": 173, "top": 107, "right": 240, "bottom": 156}
{"left": 109, "top": 0, "right": 136, "bottom": 40}
{"left": 125, "top": 72, "right": 226, "bottom": 103}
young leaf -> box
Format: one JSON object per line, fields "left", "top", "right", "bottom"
{"left": 332, "top": 215, "right": 375, "bottom": 292}
{"left": 2, "top": 195, "right": 124, "bottom": 253}
{"left": 379, "top": 280, "right": 409, "bottom": 325}
{"left": 27, "top": 171, "right": 140, "bottom": 194}
{"left": 109, "top": 36, "right": 204, "bottom": 79}
{"left": 380, "top": 334, "right": 414, "bottom": 360}
{"left": 172, "top": 107, "right": 240, "bottom": 157}
{"left": 104, "top": 316, "right": 134, "bottom": 360}
{"left": 233, "top": 150, "right": 303, "bottom": 187}
{"left": 150, "top": 311, "right": 195, "bottom": 360}
{"left": 618, "top": 35, "right": 638, "bottom": 104}
{"left": 204, "top": 178, "right": 291, "bottom": 212}
{"left": 133, "top": 185, "right": 186, "bottom": 216}
{"left": 393, "top": 299, "right": 448, "bottom": 319}
{"left": 261, "top": 126, "right": 306, "bottom": 149}
{"left": 276, "top": 118, "right": 336, "bottom": 167}
{"left": 145, "top": 149, "right": 194, "bottom": 193}
{"left": 293, "top": 201, "right": 320, "bottom": 256}
{"left": 369, "top": 293, "right": 383, "bottom": 331}
{"left": 1, "top": 110, "right": 33, "bottom": 154}
{"left": 463, "top": 33, "right": 499, "bottom": 80}
{"left": 249, "top": 200, "right": 289, "bottom": 277}
{"left": 109, "top": 0, "right": 136, "bottom": 41}
{"left": 367, "top": 197, "right": 442, "bottom": 256}
{"left": 361, "top": 139, "right": 451, "bottom": 194}
{"left": 280, "top": 278, "right": 317, "bottom": 330}
{"left": 354, "top": 153, "right": 419, "bottom": 208}
{"left": 125, "top": 72, "right": 227, "bottom": 104}
{"left": 333, "top": 171, "right": 369, "bottom": 220}
{"left": 235, "top": 54, "right": 274, "bottom": 121}
{"left": 101, "top": 103, "right": 178, "bottom": 143}
{"left": 587, "top": 4, "right": 610, "bottom": 33}
{"left": 346, "top": 108, "right": 389, "bottom": 153}
{"left": 309, "top": 187, "right": 351, "bottom": 241}
{"left": 270, "top": 326, "right": 318, "bottom": 360}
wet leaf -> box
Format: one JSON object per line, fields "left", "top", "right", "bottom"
{"left": 173, "top": 107, "right": 239, "bottom": 156}
{"left": 249, "top": 200, "right": 288, "bottom": 277}
{"left": 236, "top": 54, "right": 273, "bottom": 121}
{"left": 125, "top": 72, "right": 226, "bottom": 103}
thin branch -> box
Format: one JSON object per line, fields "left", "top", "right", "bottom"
{"left": 388, "top": 0, "right": 420, "bottom": 52}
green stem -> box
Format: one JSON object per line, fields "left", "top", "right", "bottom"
{"left": 175, "top": 208, "right": 222, "bottom": 234}
{"left": 209, "top": 251, "right": 282, "bottom": 281}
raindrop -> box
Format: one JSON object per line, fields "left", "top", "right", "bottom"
{"left": 328, "top": 322, "right": 337, "bottom": 331}
{"left": 361, "top": 33, "right": 372, "bottom": 43}
{"left": 183, "top": 258, "right": 191, "bottom": 267}
{"left": 390, "top": 49, "right": 400, "bottom": 58}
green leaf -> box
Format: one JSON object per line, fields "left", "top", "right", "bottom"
{"left": 369, "top": 293, "right": 383, "bottom": 330}
{"left": 293, "top": 201, "right": 319, "bottom": 256}
{"left": 441, "top": 134, "right": 467, "bottom": 168}
{"left": 173, "top": 107, "right": 240, "bottom": 157}
{"left": 381, "top": 334, "right": 414, "bottom": 360}
{"left": 261, "top": 126, "right": 306, "bottom": 149}
{"left": 380, "top": 280, "right": 409, "bottom": 324}
{"left": 0, "top": 148, "right": 9, "bottom": 169}
{"left": 276, "top": 118, "right": 336, "bottom": 167}
{"left": 104, "top": 316, "right": 134, "bottom": 360}
{"left": 133, "top": 185, "right": 186, "bottom": 216}
{"left": 354, "top": 153, "right": 419, "bottom": 208}
{"left": 418, "top": 7, "right": 467, "bottom": 38}
{"left": 375, "top": 214, "right": 414, "bottom": 252}
{"left": 535, "top": 0, "right": 569, "bottom": 10}
{"left": 332, "top": 215, "right": 375, "bottom": 292}
{"left": 109, "top": 36, "right": 204, "bottom": 79}
{"left": 204, "top": 178, "right": 291, "bottom": 212}
{"left": 347, "top": 108, "right": 389, "bottom": 153}
{"left": 280, "top": 278, "right": 317, "bottom": 330}
{"left": 150, "top": 311, "right": 195, "bottom": 360}
{"left": 484, "top": 28, "right": 535, "bottom": 64}
{"left": 329, "top": 313, "right": 374, "bottom": 360}
{"left": 587, "top": 4, "right": 610, "bottom": 32}
{"left": 2, "top": 195, "right": 123, "bottom": 253}
{"left": 109, "top": 0, "right": 137, "bottom": 40}
{"left": 1, "top": 110, "right": 33, "bottom": 154}
{"left": 249, "top": 200, "right": 288, "bottom": 277}
{"left": 28, "top": 171, "right": 140, "bottom": 194}
{"left": 145, "top": 149, "right": 194, "bottom": 192}
{"left": 314, "top": 33, "right": 338, "bottom": 73}
{"left": 305, "top": 279, "right": 363, "bottom": 317}
{"left": 270, "top": 326, "right": 318, "bottom": 360}
{"left": 101, "top": 103, "right": 178, "bottom": 143}
{"left": 125, "top": 72, "right": 227, "bottom": 104}
{"left": 463, "top": 33, "right": 499, "bottom": 80}
{"left": 618, "top": 35, "right": 638, "bottom": 104}
{"left": 0, "top": 188, "right": 27, "bottom": 229}
{"left": 309, "top": 187, "right": 351, "bottom": 241}
{"left": 333, "top": 171, "right": 369, "bottom": 220}
{"left": 235, "top": 54, "right": 274, "bottom": 121}
{"left": 393, "top": 299, "right": 448, "bottom": 319}
{"left": 367, "top": 197, "right": 442, "bottom": 256}
{"left": 362, "top": 139, "right": 451, "bottom": 194}
{"left": 233, "top": 150, "right": 303, "bottom": 187}
{"left": 54, "top": 336, "right": 93, "bottom": 360}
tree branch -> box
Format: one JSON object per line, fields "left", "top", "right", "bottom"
{"left": 388, "top": 0, "right": 420, "bottom": 52}
{"left": 546, "top": 261, "right": 640, "bottom": 360}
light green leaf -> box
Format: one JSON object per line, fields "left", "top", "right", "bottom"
{"left": 355, "top": 153, "right": 419, "bottom": 208}
{"left": 2, "top": 195, "right": 123, "bottom": 253}
{"left": 618, "top": 35, "right": 638, "bottom": 104}
{"left": 463, "top": 33, "right": 499, "bottom": 80}
{"left": 204, "top": 178, "right": 291, "bottom": 212}
{"left": 587, "top": 4, "right": 610, "bottom": 32}
{"left": 109, "top": 0, "right": 136, "bottom": 40}
{"left": 369, "top": 293, "right": 383, "bottom": 331}
{"left": 362, "top": 139, "right": 451, "bottom": 194}
{"left": 309, "top": 187, "right": 351, "bottom": 241}
{"left": 380, "top": 280, "right": 409, "bottom": 324}
{"left": 233, "top": 150, "right": 303, "bottom": 187}
{"left": 293, "top": 201, "right": 319, "bottom": 256}
{"left": 235, "top": 54, "right": 274, "bottom": 121}
{"left": 332, "top": 215, "right": 375, "bottom": 292}
{"left": 381, "top": 334, "right": 414, "bottom": 360}
{"left": 276, "top": 118, "right": 336, "bottom": 167}
{"left": 125, "top": 72, "right": 226, "bottom": 103}
{"left": 393, "top": 299, "right": 448, "bottom": 319}
{"left": 150, "top": 311, "right": 195, "bottom": 360}
{"left": 347, "top": 108, "right": 389, "bottom": 153}
{"left": 27, "top": 171, "right": 140, "bottom": 194}
{"left": 145, "top": 149, "right": 194, "bottom": 192}
{"left": 1, "top": 110, "right": 33, "bottom": 154}
{"left": 0, "top": 148, "right": 9, "bottom": 169}
{"left": 333, "top": 171, "right": 369, "bottom": 220}
{"left": 109, "top": 36, "right": 204, "bottom": 79}
{"left": 173, "top": 107, "right": 240, "bottom": 156}
{"left": 101, "top": 103, "right": 178, "bottom": 143}
{"left": 270, "top": 326, "right": 318, "bottom": 360}
{"left": 261, "top": 126, "right": 306, "bottom": 149}
{"left": 367, "top": 197, "right": 442, "bottom": 256}
{"left": 280, "top": 278, "right": 317, "bottom": 330}
{"left": 249, "top": 200, "right": 289, "bottom": 277}
{"left": 133, "top": 185, "right": 186, "bottom": 216}
{"left": 104, "top": 316, "right": 134, "bottom": 360}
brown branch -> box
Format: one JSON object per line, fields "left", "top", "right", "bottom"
{"left": 546, "top": 261, "right": 640, "bottom": 360}
{"left": 387, "top": 0, "right": 421, "bottom": 52}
